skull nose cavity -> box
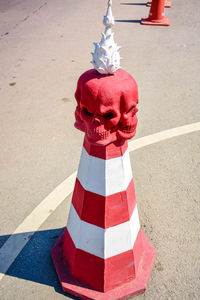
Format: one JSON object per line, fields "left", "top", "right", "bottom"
{"left": 92, "top": 118, "right": 101, "bottom": 125}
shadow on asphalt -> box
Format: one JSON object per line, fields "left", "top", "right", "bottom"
{"left": 0, "top": 228, "right": 78, "bottom": 299}
{"left": 115, "top": 19, "right": 141, "bottom": 23}
{"left": 120, "top": 2, "right": 147, "bottom": 5}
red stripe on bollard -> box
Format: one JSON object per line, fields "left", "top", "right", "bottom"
{"left": 72, "top": 178, "right": 136, "bottom": 228}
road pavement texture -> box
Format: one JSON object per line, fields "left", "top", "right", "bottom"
{"left": 0, "top": 0, "right": 199, "bottom": 299}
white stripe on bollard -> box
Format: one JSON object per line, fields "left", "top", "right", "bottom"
{"left": 77, "top": 148, "right": 132, "bottom": 196}
{"left": 66, "top": 204, "right": 140, "bottom": 259}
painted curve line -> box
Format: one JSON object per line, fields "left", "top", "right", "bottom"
{"left": 0, "top": 122, "right": 200, "bottom": 280}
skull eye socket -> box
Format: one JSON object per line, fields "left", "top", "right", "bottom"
{"left": 103, "top": 112, "right": 115, "bottom": 120}
{"left": 82, "top": 107, "right": 94, "bottom": 117}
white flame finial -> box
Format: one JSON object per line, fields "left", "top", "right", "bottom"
{"left": 91, "top": 0, "right": 121, "bottom": 75}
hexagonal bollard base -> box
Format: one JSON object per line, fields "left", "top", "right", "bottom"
{"left": 51, "top": 229, "right": 156, "bottom": 300}
{"left": 141, "top": 16, "right": 170, "bottom": 26}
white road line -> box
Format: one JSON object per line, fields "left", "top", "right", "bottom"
{"left": 128, "top": 122, "right": 200, "bottom": 152}
{"left": 0, "top": 122, "right": 200, "bottom": 280}
{"left": 0, "top": 172, "right": 77, "bottom": 281}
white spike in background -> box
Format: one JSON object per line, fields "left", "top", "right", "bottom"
{"left": 91, "top": 0, "right": 121, "bottom": 74}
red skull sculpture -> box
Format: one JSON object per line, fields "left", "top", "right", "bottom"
{"left": 74, "top": 68, "right": 138, "bottom": 145}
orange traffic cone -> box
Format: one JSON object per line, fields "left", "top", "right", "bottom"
{"left": 147, "top": 0, "right": 172, "bottom": 8}
{"left": 141, "top": 0, "right": 170, "bottom": 26}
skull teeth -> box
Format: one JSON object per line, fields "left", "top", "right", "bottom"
{"left": 120, "top": 126, "right": 134, "bottom": 133}
{"left": 88, "top": 128, "right": 110, "bottom": 140}
{"left": 99, "top": 132, "right": 109, "bottom": 139}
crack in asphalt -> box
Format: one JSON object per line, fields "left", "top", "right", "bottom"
{"left": 0, "top": 2, "right": 47, "bottom": 39}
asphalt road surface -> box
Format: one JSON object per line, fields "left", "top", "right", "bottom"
{"left": 0, "top": 0, "right": 199, "bottom": 299}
